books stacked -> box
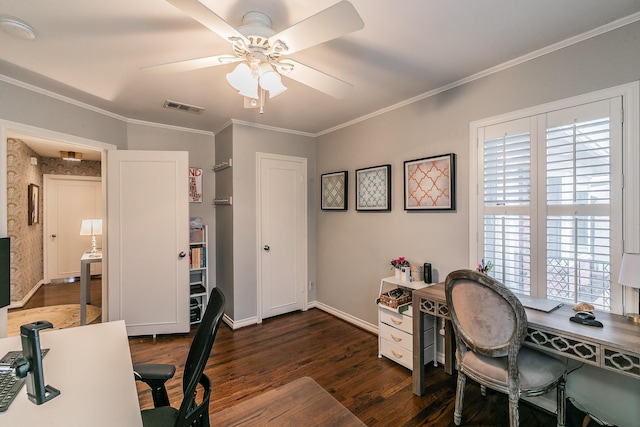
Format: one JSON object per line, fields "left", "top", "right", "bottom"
{"left": 190, "top": 246, "right": 206, "bottom": 269}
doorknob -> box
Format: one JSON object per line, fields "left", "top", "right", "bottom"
{"left": 178, "top": 251, "right": 187, "bottom": 258}
{"left": 51, "top": 234, "right": 57, "bottom": 238}
{"left": 263, "top": 245, "right": 270, "bottom": 252}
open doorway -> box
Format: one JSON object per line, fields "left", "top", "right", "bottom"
{"left": 1, "top": 122, "right": 114, "bottom": 335}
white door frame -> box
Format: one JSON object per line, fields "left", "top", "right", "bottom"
{"left": 0, "top": 120, "right": 115, "bottom": 328}
{"left": 255, "top": 152, "right": 308, "bottom": 323}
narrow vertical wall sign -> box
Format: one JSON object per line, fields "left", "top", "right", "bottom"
{"left": 189, "top": 167, "right": 203, "bottom": 203}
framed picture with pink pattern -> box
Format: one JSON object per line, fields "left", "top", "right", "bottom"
{"left": 404, "top": 153, "right": 455, "bottom": 211}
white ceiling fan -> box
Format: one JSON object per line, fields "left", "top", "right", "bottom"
{"left": 146, "top": 0, "right": 364, "bottom": 112}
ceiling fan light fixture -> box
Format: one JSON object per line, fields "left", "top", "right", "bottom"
{"left": 226, "top": 63, "right": 259, "bottom": 98}
{"left": 260, "top": 73, "right": 287, "bottom": 98}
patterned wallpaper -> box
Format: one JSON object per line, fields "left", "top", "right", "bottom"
{"left": 6, "top": 138, "right": 101, "bottom": 304}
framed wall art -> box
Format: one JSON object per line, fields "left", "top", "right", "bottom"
{"left": 355, "top": 164, "right": 391, "bottom": 211}
{"left": 28, "top": 183, "right": 39, "bottom": 225}
{"left": 189, "top": 167, "right": 203, "bottom": 203}
{"left": 321, "top": 171, "right": 348, "bottom": 211}
{"left": 404, "top": 153, "right": 455, "bottom": 211}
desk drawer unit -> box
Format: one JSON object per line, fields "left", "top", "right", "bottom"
{"left": 378, "top": 306, "right": 435, "bottom": 370}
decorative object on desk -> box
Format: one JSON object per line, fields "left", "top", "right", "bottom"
{"left": 355, "top": 164, "right": 391, "bottom": 211}
{"left": 477, "top": 259, "right": 493, "bottom": 274}
{"left": 569, "top": 311, "right": 603, "bottom": 328}
{"left": 80, "top": 218, "right": 102, "bottom": 254}
{"left": 400, "top": 265, "right": 411, "bottom": 282}
{"left": 321, "top": 171, "right": 348, "bottom": 210}
{"left": 188, "top": 167, "right": 203, "bottom": 203}
{"left": 410, "top": 264, "right": 423, "bottom": 282}
{"left": 7, "top": 304, "right": 101, "bottom": 337}
{"left": 404, "top": 153, "right": 455, "bottom": 211}
{"left": 573, "top": 302, "right": 595, "bottom": 312}
{"left": 390, "top": 256, "right": 409, "bottom": 269}
{"left": 423, "top": 262, "right": 432, "bottom": 283}
{"left": 391, "top": 257, "right": 410, "bottom": 280}
{"left": 27, "top": 183, "right": 39, "bottom": 225}
{"left": 618, "top": 252, "right": 640, "bottom": 323}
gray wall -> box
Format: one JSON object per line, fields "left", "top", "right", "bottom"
{"left": 316, "top": 20, "right": 640, "bottom": 427}
{"left": 214, "top": 125, "right": 234, "bottom": 318}
{"left": 230, "top": 123, "right": 316, "bottom": 322}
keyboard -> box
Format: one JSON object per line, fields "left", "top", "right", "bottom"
{"left": 0, "top": 349, "right": 49, "bottom": 413}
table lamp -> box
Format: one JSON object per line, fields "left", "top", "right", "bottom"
{"left": 80, "top": 219, "right": 102, "bottom": 255}
{"left": 618, "top": 252, "right": 640, "bottom": 323}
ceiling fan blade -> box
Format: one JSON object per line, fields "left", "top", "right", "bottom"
{"left": 279, "top": 60, "right": 353, "bottom": 99}
{"left": 142, "top": 55, "right": 240, "bottom": 74}
{"left": 166, "top": 0, "right": 247, "bottom": 43}
{"left": 270, "top": 1, "right": 364, "bottom": 55}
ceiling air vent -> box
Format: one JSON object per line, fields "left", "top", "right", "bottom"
{"left": 163, "top": 100, "right": 204, "bottom": 114}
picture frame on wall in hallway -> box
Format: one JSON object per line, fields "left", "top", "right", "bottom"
{"left": 404, "top": 153, "right": 455, "bottom": 211}
{"left": 28, "top": 183, "right": 39, "bottom": 225}
{"left": 321, "top": 171, "right": 348, "bottom": 211}
{"left": 355, "top": 164, "right": 391, "bottom": 211}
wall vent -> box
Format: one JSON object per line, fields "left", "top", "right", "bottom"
{"left": 163, "top": 100, "right": 205, "bottom": 114}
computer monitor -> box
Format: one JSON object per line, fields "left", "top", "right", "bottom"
{"left": 0, "top": 237, "right": 9, "bottom": 309}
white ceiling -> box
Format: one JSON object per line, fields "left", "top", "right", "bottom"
{"left": 2, "top": 0, "right": 640, "bottom": 156}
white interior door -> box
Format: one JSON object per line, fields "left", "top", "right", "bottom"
{"left": 44, "top": 176, "right": 101, "bottom": 282}
{"left": 107, "top": 150, "right": 189, "bottom": 336}
{"left": 258, "top": 154, "right": 307, "bottom": 320}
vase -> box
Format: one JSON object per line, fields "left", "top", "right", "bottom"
{"left": 394, "top": 268, "right": 401, "bottom": 279}
{"left": 400, "top": 266, "right": 411, "bottom": 282}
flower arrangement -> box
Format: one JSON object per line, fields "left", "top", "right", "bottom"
{"left": 477, "top": 259, "right": 494, "bottom": 274}
{"left": 390, "top": 256, "right": 410, "bottom": 269}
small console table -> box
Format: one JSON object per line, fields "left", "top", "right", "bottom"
{"left": 412, "top": 283, "right": 640, "bottom": 396}
{"left": 80, "top": 252, "right": 101, "bottom": 325}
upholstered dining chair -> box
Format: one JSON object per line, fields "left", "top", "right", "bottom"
{"left": 445, "top": 269, "right": 566, "bottom": 427}
{"left": 133, "top": 287, "right": 225, "bottom": 427}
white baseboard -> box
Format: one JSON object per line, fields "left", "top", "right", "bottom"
{"left": 313, "top": 301, "right": 378, "bottom": 335}
{"left": 222, "top": 313, "right": 258, "bottom": 330}
{"left": 7, "top": 280, "right": 44, "bottom": 309}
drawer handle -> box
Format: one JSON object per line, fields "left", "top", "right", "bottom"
{"left": 391, "top": 350, "right": 404, "bottom": 359}
{"left": 390, "top": 334, "right": 403, "bottom": 342}
{"left": 391, "top": 318, "right": 403, "bottom": 325}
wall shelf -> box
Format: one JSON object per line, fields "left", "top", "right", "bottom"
{"left": 213, "top": 159, "right": 232, "bottom": 172}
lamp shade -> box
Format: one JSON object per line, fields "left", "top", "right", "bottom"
{"left": 80, "top": 219, "right": 102, "bottom": 236}
{"left": 226, "top": 63, "right": 259, "bottom": 99}
{"left": 618, "top": 253, "right": 640, "bottom": 289}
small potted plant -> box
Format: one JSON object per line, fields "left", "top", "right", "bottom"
{"left": 391, "top": 257, "right": 411, "bottom": 281}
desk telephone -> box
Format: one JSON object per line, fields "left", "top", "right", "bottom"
{"left": 570, "top": 311, "right": 603, "bottom": 328}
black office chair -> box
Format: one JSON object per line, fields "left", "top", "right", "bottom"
{"left": 445, "top": 269, "right": 566, "bottom": 427}
{"left": 133, "top": 288, "right": 225, "bottom": 427}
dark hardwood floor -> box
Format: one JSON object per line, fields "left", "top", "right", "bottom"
{"left": 12, "top": 283, "right": 556, "bottom": 426}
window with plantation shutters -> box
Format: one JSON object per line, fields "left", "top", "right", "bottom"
{"left": 482, "top": 122, "right": 532, "bottom": 294}
{"left": 474, "top": 98, "right": 623, "bottom": 312}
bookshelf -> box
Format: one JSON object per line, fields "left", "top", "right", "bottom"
{"left": 189, "top": 224, "right": 209, "bottom": 324}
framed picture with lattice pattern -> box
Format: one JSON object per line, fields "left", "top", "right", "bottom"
{"left": 321, "top": 171, "right": 348, "bottom": 211}
{"left": 404, "top": 153, "right": 455, "bottom": 211}
{"left": 355, "top": 164, "right": 391, "bottom": 211}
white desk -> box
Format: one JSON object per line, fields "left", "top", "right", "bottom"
{"left": 80, "top": 252, "right": 102, "bottom": 325}
{"left": 0, "top": 320, "right": 143, "bottom": 426}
